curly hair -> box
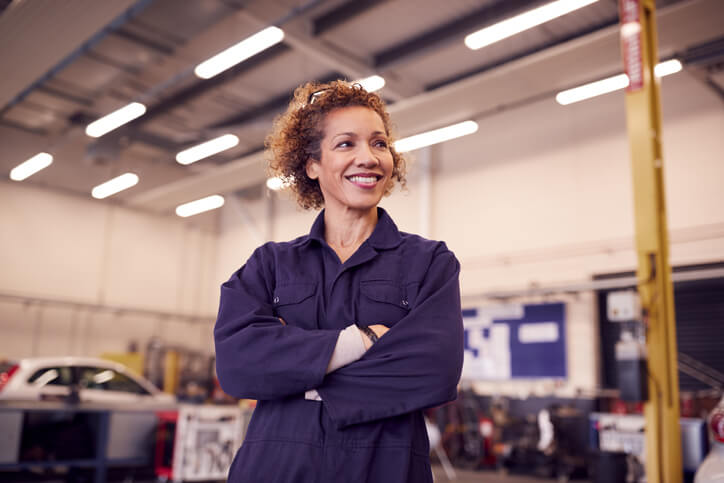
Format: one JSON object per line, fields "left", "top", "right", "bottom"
{"left": 265, "top": 79, "right": 406, "bottom": 210}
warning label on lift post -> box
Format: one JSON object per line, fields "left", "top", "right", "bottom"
{"left": 620, "top": 0, "right": 643, "bottom": 92}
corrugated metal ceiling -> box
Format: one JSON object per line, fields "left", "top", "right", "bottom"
{"left": 0, "top": 0, "right": 721, "bottom": 215}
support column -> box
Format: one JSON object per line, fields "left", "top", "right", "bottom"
{"left": 619, "top": 1, "right": 682, "bottom": 481}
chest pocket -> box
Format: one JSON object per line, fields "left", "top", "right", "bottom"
{"left": 357, "top": 280, "right": 412, "bottom": 327}
{"left": 273, "top": 283, "right": 318, "bottom": 330}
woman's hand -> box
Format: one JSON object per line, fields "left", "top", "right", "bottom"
{"left": 360, "top": 324, "right": 390, "bottom": 350}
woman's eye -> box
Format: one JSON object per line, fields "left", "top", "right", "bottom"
{"left": 374, "top": 140, "right": 388, "bottom": 148}
{"left": 336, "top": 141, "right": 352, "bottom": 148}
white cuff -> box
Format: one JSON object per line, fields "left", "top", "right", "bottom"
{"left": 325, "top": 324, "right": 367, "bottom": 374}
{"left": 305, "top": 326, "right": 366, "bottom": 402}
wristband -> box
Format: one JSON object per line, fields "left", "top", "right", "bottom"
{"left": 358, "top": 325, "right": 379, "bottom": 345}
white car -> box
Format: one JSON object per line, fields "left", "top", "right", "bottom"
{"left": 696, "top": 396, "right": 724, "bottom": 482}
{"left": 0, "top": 357, "right": 175, "bottom": 406}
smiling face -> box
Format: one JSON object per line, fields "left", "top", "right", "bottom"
{"left": 305, "top": 106, "right": 394, "bottom": 215}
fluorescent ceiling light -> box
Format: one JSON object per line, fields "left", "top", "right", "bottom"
{"left": 176, "top": 134, "right": 239, "bottom": 165}
{"left": 86, "top": 102, "right": 146, "bottom": 138}
{"left": 194, "top": 26, "right": 284, "bottom": 79}
{"left": 176, "top": 195, "right": 225, "bottom": 218}
{"left": 355, "top": 75, "right": 385, "bottom": 93}
{"left": 465, "top": 0, "right": 599, "bottom": 50}
{"left": 654, "top": 59, "right": 682, "bottom": 77}
{"left": 394, "top": 121, "right": 479, "bottom": 153}
{"left": 91, "top": 172, "right": 139, "bottom": 199}
{"left": 555, "top": 74, "right": 629, "bottom": 105}
{"left": 266, "top": 177, "right": 287, "bottom": 191}
{"left": 10, "top": 152, "right": 53, "bottom": 181}
{"left": 556, "top": 59, "right": 683, "bottom": 105}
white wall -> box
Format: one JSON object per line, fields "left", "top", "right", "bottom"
{"left": 214, "top": 70, "right": 724, "bottom": 396}
{"left": 0, "top": 182, "right": 218, "bottom": 359}
{"left": 434, "top": 70, "right": 724, "bottom": 295}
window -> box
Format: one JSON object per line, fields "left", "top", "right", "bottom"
{"left": 27, "top": 366, "right": 74, "bottom": 387}
{"left": 77, "top": 366, "right": 150, "bottom": 395}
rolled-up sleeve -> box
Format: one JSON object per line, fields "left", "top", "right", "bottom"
{"left": 213, "top": 246, "right": 341, "bottom": 400}
{"left": 317, "top": 245, "right": 464, "bottom": 428}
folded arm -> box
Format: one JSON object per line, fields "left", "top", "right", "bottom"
{"left": 317, "top": 247, "right": 464, "bottom": 428}
{"left": 213, "top": 246, "right": 342, "bottom": 401}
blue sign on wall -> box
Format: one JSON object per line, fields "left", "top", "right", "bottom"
{"left": 461, "top": 302, "right": 566, "bottom": 380}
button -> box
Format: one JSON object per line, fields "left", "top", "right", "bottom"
{"left": 273, "top": 296, "right": 280, "bottom": 304}
{"left": 401, "top": 299, "right": 409, "bottom": 307}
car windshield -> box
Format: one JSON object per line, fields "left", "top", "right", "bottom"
{"left": 27, "top": 366, "right": 74, "bottom": 387}
{"left": 77, "top": 366, "right": 151, "bottom": 395}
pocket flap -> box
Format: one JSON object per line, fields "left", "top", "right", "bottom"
{"left": 273, "top": 283, "right": 316, "bottom": 306}
{"left": 360, "top": 281, "right": 410, "bottom": 309}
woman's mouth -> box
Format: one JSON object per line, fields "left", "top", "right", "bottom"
{"left": 346, "top": 174, "right": 381, "bottom": 189}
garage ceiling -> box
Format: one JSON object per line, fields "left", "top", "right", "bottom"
{"left": 0, "top": 0, "right": 722, "bottom": 215}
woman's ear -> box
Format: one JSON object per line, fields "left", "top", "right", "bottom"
{"left": 305, "top": 158, "right": 320, "bottom": 180}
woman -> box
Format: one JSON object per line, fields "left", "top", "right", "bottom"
{"left": 214, "top": 80, "right": 464, "bottom": 482}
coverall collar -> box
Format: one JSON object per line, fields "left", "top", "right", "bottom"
{"left": 307, "top": 207, "right": 402, "bottom": 250}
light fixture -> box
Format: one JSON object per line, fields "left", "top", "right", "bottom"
{"left": 556, "top": 59, "right": 683, "bottom": 105}
{"left": 176, "top": 134, "right": 239, "bottom": 165}
{"left": 266, "top": 177, "right": 287, "bottom": 191}
{"left": 10, "top": 152, "right": 53, "bottom": 181}
{"left": 394, "top": 121, "right": 479, "bottom": 153}
{"left": 354, "top": 75, "right": 385, "bottom": 93}
{"left": 555, "top": 74, "right": 629, "bottom": 105}
{"left": 465, "top": 0, "right": 599, "bottom": 50}
{"left": 85, "top": 102, "right": 147, "bottom": 138}
{"left": 194, "top": 26, "right": 285, "bottom": 79}
{"left": 654, "top": 59, "right": 682, "bottom": 77}
{"left": 176, "top": 195, "right": 225, "bottom": 217}
{"left": 91, "top": 173, "right": 139, "bottom": 199}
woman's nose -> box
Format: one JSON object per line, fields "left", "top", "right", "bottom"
{"left": 356, "top": 145, "right": 380, "bottom": 167}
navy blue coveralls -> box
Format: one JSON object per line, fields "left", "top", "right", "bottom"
{"left": 214, "top": 208, "right": 464, "bottom": 482}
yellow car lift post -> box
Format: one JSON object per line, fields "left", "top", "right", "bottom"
{"left": 619, "top": 0, "right": 682, "bottom": 482}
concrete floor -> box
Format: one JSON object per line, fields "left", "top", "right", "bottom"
{"left": 431, "top": 464, "right": 592, "bottom": 483}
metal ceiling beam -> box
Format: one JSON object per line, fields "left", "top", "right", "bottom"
{"left": 36, "top": 85, "right": 94, "bottom": 107}
{"left": 312, "top": 0, "right": 389, "bottom": 36}
{"left": 209, "top": 71, "right": 346, "bottom": 129}
{"left": 0, "top": 0, "right": 152, "bottom": 114}
{"left": 138, "top": 43, "right": 290, "bottom": 126}
{"left": 425, "top": 17, "right": 618, "bottom": 91}
{"left": 679, "top": 35, "right": 724, "bottom": 102}
{"left": 373, "top": 0, "right": 547, "bottom": 71}
{"left": 124, "top": 0, "right": 724, "bottom": 214}
{"left": 112, "top": 28, "right": 177, "bottom": 56}
{"left": 87, "top": 42, "right": 291, "bottom": 157}
{"left": 372, "top": 0, "right": 685, "bottom": 75}
{"left": 0, "top": 119, "right": 48, "bottom": 136}
{"left": 209, "top": 93, "right": 292, "bottom": 130}
{"left": 681, "top": 35, "right": 724, "bottom": 66}
{"left": 90, "top": 0, "right": 330, "bottom": 151}
{"left": 127, "top": 150, "right": 268, "bottom": 212}
{"left": 236, "top": 7, "right": 423, "bottom": 100}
